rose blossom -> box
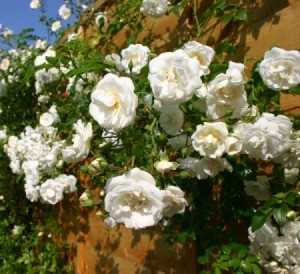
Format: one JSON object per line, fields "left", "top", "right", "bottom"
{"left": 159, "top": 104, "right": 184, "bottom": 135}
{"left": 259, "top": 47, "right": 300, "bottom": 91}
{"left": 182, "top": 41, "right": 215, "bottom": 76}
{"left": 104, "top": 167, "right": 164, "bottom": 229}
{"left": 39, "top": 179, "right": 64, "bottom": 205}
{"left": 89, "top": 73, "right": 138, "bottom": 132}
{"left": 30, "top": 0, "right": 41, "bottom": 9}
{"left": 148, "top": 49, "right": 202, "bottom": 104}
{"left": 194, "top": 157, "right": 232, "bottom": 179}
{"left": 0, "top": 58, "right": 10, "bottom": 71}
{"left": 238, "top": 113, "right": 292, "bottom": 160}
{"left": 55, "top": 174, "right": 77, "bottom": 194}
{"left": 270, "top": 236, "right": 300, "bottom": 265}
{"left": 162, "top": 186, "right": 188, "bottom": 217}
{"left": 140, "top": 0, "right": 168, "bottom": 18}
{"left": 121, "top": 44, "right": 150, "bottom": 74}
{"left": 191, "top": 122, "right": 229, "bottom": 158}
{"left": 206, "top": 62, "right": 247, "bottom": 120}
{"left": 51, "top": 21, "right": 62, "bottom": 32}
{"left": 244, "top": 176, "right": 270, "bottom": 201}
{"left": 58, "top": 4, "right": 72, "bottom": 20}
{"left": 62, "top": 120, "right": 93, "bottom": 164}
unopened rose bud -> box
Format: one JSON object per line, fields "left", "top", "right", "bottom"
{"left": 56, "top": 159, "right": 64, "bottom": 168}
{"left": 99, "top": 190, "right": 105, "bottom": 196}
{"left": 96, "top": 210, "right": 103, "bottom": 217}
{"left": 287, "top": 210, "right": 297, "bottom": 219}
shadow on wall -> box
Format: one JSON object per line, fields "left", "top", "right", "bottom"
{"left": 216, "top": 0, "right": 290, "bottom": 60}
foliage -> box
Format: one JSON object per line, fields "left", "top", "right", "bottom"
{"left": 0, "top": 0, "right": 299, "bottom": 273}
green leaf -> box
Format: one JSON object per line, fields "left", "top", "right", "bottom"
{"left": 235, "top": 10, "right": 248, "bottom": 21}
{"left": 262, "top": 197, "right": 280, "bottom": 209}
{"left": 198, "top": 255, "right": 208, "bottom": 264}
{"left": 223, "top": 14, "right": 233, "bottom": 23}
{"left": 251, "top": 264, "right": 262, "bottom": 274}
{"left": 213, "top": 267, "right": 222, "bottom": 274}
{"left": 45, "top": 56, "right": 58, "bottom": 65}
{"left": 237, "top": 248, "right": 248, "bottom": 259}
{"left": 241, "top": 261, "right": 252, "bottom": 273}
{"left": 245, "top": 256, "right": 259, "bottom": 263}
{"left": 221, "top": 245, "right": 231, "bottom": 255}
{"left": 220, "top": 255, "right": 230, "bottom": 261}
{"left": 289, "top": 85, "right": 300, "bottom": 95}
{"left": 285, "top": 192, "right": 300, "bottom": 206}
{"left": 229, "top": 258, "right": 241, "bottom": 269}
{"left": 273, "top": 205, "right": 289, "bottom": 227}
{"left": 251, "top": 208, "right": 273, "bottom": 232}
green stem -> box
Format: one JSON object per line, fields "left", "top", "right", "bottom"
{"left": 193, "top": 0, "right": 201, "bottom": 39}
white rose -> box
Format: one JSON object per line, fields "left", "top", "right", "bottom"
{"left": 273, "top": 139, "right": 300, "bottom": 168}
{"left": 55, "top": 174, "right": 77, "bottom": 194}
{"left": 89, "top": 73, "right": 138, "bottom": 132}
{"left": 168, "top": 134, "right": 193, "bottom": 153}
{"left": 162, "top": 186, "right": 188, "bottom": 217}
{"left": 159, "top": 104, "right": 184, "bottom": 135}
{"left": 239, "top": 113, "right": 291, "bottom": 160}
{"left": 226, "top": 62, "right": 245, "bottom": 86}
{"left": 226, "top": 136, "right": 242, "bottom": 155}
{"left": 24, "top": 183, "right": 39, "bottom": 202}
{"left": 58, "top": 4, "right": 72, "bottom": 20}
{"left": 39, "top": 179, "right": 64, "bottom": 205}
{"left": 39, "top": 112, "right": 55, "bottom": 127}
{"left": 206, "top": 64, "right": 247, "bottom": 120}
{"left": 140, "top": 0, "right": 168, "bottom": 18}
{"left": 178, "top": 157, "right": 199, "bottom": 178}
{"left": 22, "top": 160, "right": 40, "bottom": 186}
{"left": 62, "top": 120, "right": 93, "bottom": 164}
{"left": 34, "top": 47, "right": 56, "bottom": 66}
{"left": 281, "top": 221, "right": 300, "bottom": 240}
{"left": 0, "top": 58, "right": 10, "bottom": 71}
{"left": 183, "top": 41, "right": 215, "bottom": 76}
{"left": 244, "top": 176, "right": 270, "bottom": 201}
{"left": 248, "top": 219, "right": 278, "bottom": 251}
{"left": 194, "top": 157, "right": 233, "bottom": 179}
{"left": 259, "top": 47, "right": 300, "bottom": 91}
{"left": 0, "top": 127, "right": 7, "bottom": 140}
{"left": 270, "top": 236, "right": 300, "bottom": 265}
{"left": 121, "top": 44, "right": 150, "bottom": 74}
{"left": 51, "top": 21, "right": 62, "bottom": 32}
{"left": 104, "top": 167, "right": 164, "bottom": 229}
{"left": 30, "top": 0, "right": 41, "bottom": 9}
{"left": 148, "top": 49, "right": 202, "bottom": 104}
{"left": 191, "top": 122, "right": 229, "bottom": 158}
{"left": 284, "top": 168, "right": 299, "bottom": 184}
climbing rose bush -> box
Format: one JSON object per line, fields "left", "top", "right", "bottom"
{"left": 0, "top": 1, "right": 299, "bottom": 273}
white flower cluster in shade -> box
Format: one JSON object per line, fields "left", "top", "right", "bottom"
{"left": 104, "top": 168, "right": 188, "bottom": 229}
{"left": 248, "top": 219, "right": 300, "bottom": 273}
{"left": 4, "top": 107, "right": 92, "bottom": 204}
{"left": 0, "top": 44, "right": 43, "bottom": 91}
{"left": 140, "top": 0, "right": 169, "bottom": 18}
